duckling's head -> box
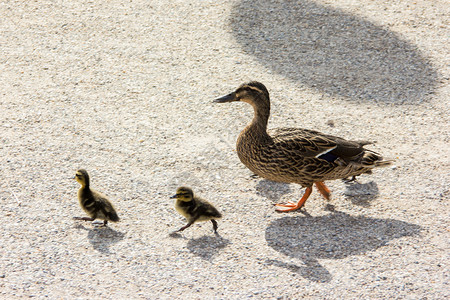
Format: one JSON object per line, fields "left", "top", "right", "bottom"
{"left": 170, "top": 186, "right": 194, "bottom": 202}
{"left": 74, "top": 169, "right": 90, "bottom": 187}
{"left": 214, "top": 81, "right": 270, "bottom": 108}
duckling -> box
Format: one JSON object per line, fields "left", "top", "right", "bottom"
{"left": 73, "top": 169, "right": 119, "bottom": 226}
{"left": 215, "top": 82, "right": 392, "bottom": 212}
{"left": 170, "top": 187, "right": 222, "bottom": 233}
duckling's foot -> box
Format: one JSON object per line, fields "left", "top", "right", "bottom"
{"left": 92, "top": 220, "right": 107, "bottom": 227}
{"left": 275, "top": 187, "right": 312, "bottom": 212}
{"left": 91, "top": 220, "right": 108, "bottom": 226}
{"left": 169, "top": 231, "right": 183, "bottom": 238}
{"left": 73, "top": 217, "right": 95, "bottom": 222}
{"left": 315, "top": 182, "right": 331, "bottom": 201}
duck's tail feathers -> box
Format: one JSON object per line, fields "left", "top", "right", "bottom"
{"left": 361, "top": 150, "right": 394, "bottom": 168}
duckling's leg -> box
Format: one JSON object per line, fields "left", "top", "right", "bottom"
{"left": 275, "top": 187, "right": 312, "bottom": 212}
{"left": 178, "top": 221, "right": 194, "bottom": 232}
{"left": 73, "top": 217, "right": 95, "bottom": 222}
{"left": 315, "top": 182, "right": 331, "bottom": 200}
{"left": 211, "top": 219, "right": 218, "bottom": 233}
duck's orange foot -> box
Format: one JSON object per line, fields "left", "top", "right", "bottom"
{"left": 275, "top": 187, "right": 312, "bottom": 212}
{"left": 275, "top": 201, "right": 305, "bottom": 212}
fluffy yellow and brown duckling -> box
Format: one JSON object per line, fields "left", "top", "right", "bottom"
{"left": 215, "top": 81, "right": 392, "bottom": 212}
{"left": 171, "top": 187, "right": 222, "bottom": 233}
{"left": 73, "top": 169, "right": 119, "bottom": 226}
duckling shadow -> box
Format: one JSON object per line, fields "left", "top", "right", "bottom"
{"left": 75, "top": 224, "right": 125, "bottom": 254}
{"left": 230, "top": 0, "right": 439, "bottom": 104}
{"left": 344, "top": 181, "right": 379, "bottom": 207}
{"left": 265, "top": 211, "right": 421, "bottom": 282}
{"left": 186, "top": 235, "right": 231, "bottom": 261}
{"left": 256, "top": 179, "right": 292, "bottom": 202}
{"left": 265, "top": 258, "right": 331, "bottom": 283}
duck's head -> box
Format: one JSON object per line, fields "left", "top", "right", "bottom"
{"left": 214, "top": 81, "right": 270, "bottom": 107}
{"left": 74, "top": 169, "right": 90, "bottom": 187}
{"left": 170, "top": 186, "right": 194, "bottom": 202}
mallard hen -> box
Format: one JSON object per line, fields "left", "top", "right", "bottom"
{"left": 215, "top": 81, "right": 392, "bottom": 212}
{"left": 73, "top": 169, "right": 120, "bottom": 225}
{"left": 171, "top": 186, "right": 222, "bottom": 233}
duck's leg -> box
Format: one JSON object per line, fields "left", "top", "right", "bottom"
{"left": 315, "top": 182, "right": 331, "bottom": 200}
{"left": 275, "top": 187, "right": 312, "bottom": 212}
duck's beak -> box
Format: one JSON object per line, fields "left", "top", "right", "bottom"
{"left": 170, "top": 194, "right": 177, "bottom": 199}
{"left": 214, "top": 92, "right": 238, "bottom": 103}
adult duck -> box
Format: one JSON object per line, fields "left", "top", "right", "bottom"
{"left": 215, "top": 81, "right": 392, "bottom": 212}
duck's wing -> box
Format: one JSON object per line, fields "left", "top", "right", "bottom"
{"left": 269, "top": 128, "right": 371, "bottom": 163}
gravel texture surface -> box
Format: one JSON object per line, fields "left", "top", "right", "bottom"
{"left": 1, "top": 0, "right": 449, "bottom": 299}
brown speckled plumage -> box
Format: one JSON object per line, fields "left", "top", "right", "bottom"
{"left": 215, "top": 81, "right": 392, "bottom": 211}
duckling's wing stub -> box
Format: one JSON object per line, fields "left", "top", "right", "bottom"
{"left": 101, "top": 200, "right": 120, "bottom": 222}
{"left": 199, "top": 202, "right": 222, "bottom": 219}
{"left": 184, "top": 200, "right": 222, "bottom": 222}
{"left": 105, "top": 207, "right": 120, "bottom": 222}
{"left": 93, "top": 194, "right": 120, "bottom": 222}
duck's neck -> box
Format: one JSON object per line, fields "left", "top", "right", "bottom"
{"left": 246, "top": 100, "right": 271, "bottom": 138}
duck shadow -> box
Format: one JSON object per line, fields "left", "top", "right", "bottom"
{"left": 230, "top": 0, "right": 439, "bottom": 104}
{"left": 256, "top": 179, "right": 292, "bottom": 202}
{"left": 75, "top": 224, "right": 125, "bottom": 254}
{"left": 185, "top": 234, "right": 231, "bottom": 261}
{"left": 343, "top": 181, "right": 379, "bottom": 207}
{"left": 265, "top": 211, "right": 421, "bottom": 282}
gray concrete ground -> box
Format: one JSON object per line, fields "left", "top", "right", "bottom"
{"left": 0, "top": 0, "right": 448, "bottom": 298}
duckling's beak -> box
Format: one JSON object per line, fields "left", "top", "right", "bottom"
{"left": 214, "top": 92, "right": 238, "bottom": 103}
{"left": 170, "top": 194, "right": 177, "bottom": 199}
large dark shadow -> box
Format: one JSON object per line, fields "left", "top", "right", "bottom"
{"left": 230, "top": 0, "right": 439, "bottom": 104}
{"left": 265, "top": 211, "right": 421, "bottom": 282}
